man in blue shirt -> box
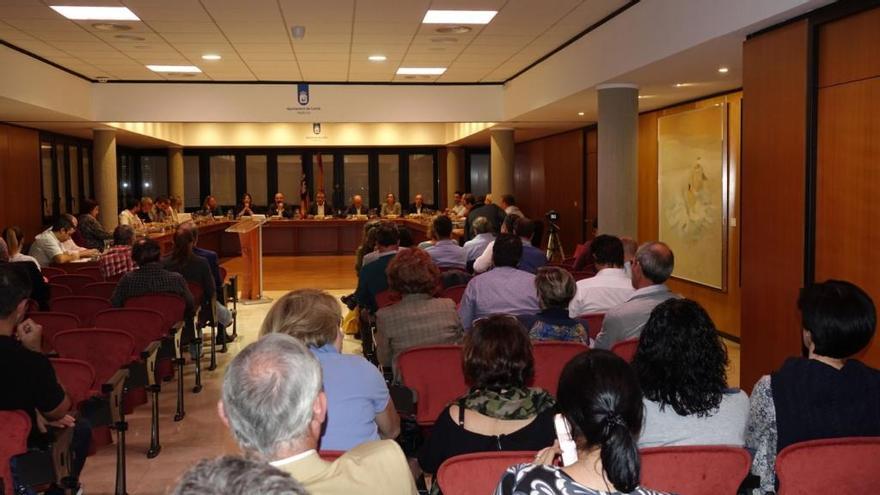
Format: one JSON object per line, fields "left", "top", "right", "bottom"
{"left": 424, "top": 215, "right": 466, "bottom": 270}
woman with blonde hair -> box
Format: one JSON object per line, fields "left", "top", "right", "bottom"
{"left": 260, "top": 289, "right": 400, "bottom": 451}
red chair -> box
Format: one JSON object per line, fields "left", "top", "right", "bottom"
{"left": 82, "top": 282, "right": 117, "bottom": 300}
{"left": 578, "top": 313, "right": 606, "bottom": 340}
{"left": 375, "top": 289, "right": 401, "bottom": 309}
{"left": 49, "top": 274, "right": 96, "bottom": 292}
{"left": 27, "top": 311, "right": 81, "bottom": 353}
{"left": 570, "top": 270, "right": 595, "bottom": 281}
{"left": 49, "top": 283, "right": 73, "bottom": 300}
{"left": 0, "top": 410, "right": 31, "bottom": 495}
{"left": 50, "top": 358, "right": 97, "bottom": 409}
{"left": 776, "top": 437, "right": 880, "bottom": 494}
{"left": 440, "top": 284, "right": 467, "bottom": 305}
{"left": 75, "top": 266, "right": 103, "bottom": 281}
{"left": 106, "top": 273, "right": 125, "bottom": 283}
{"left": 398, "top": 345, "right": 467, "bottom": 426}
{"left": 640, "top": 445, "right": 751, "bottom": 495}
{"left": 42, "top": 266, "right": 66, "bottom": 280}
{"left": 319, "top": 450, "right": 345, "bottom": 462}
{"left": 437, "top": 451, "right": 536, "bottom": 495}
{"left": 611, "top": 338, "right": 639, "bottom": 363}
{"left": 50, "top": 296, "right": 112, "bottom": 327}
{"left": 531, "top": 342, "right": 589, "bottom": 396}
{"left": 25, "top": 298, "right": 40, "bottom": 313}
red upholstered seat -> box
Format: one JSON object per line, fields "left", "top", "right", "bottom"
{"left": 49, "top": 283, "right": 73, "bottom": 300}
{"left": 531, "top": 342, "right": 589, "bottom": 396}
{"left": 52, "top": 328, "right": 136, "bottom": 385}
{"left": 94, "top": 308, "right": 166, "bottom": 351}
{"left": 75, "top": 266, "right": 103, "bottom": 281}
{"left": 27, "top": 311, "right": 81, "bottom": 353}
{"left": 776, "top": 437, "right": 880, "bottom": 494}
{"left": 375, "top": 289, "right": 401, "bottom": 309}
{"left": 439, "top": 284, "right": 467, "bottom": 305}
{"left": 611, "top": 338, "right": 639, "bottom": 363}
{"left": 49, "top": 274, "right": 96, "bottom": 292}
{"left": 0, "top": 410, "right": 32, "bottom": 495}
{"left": 50, "top": 358, "right": 97, "bottom": 408}
{"left": 41, "top": 266, "right": 66, "bottom": 280}
{"left": 319, "top": 450, "right": 345, "bottom": 462}
{"left": 125, "top": 294, "right": 186, "bottom": 331}
{"left": 577, "top": 313, "right": 606, "bottom": 340}
{"left": 25, "top": 298, "right": 40, "bottom": 313}
{"left": 82, "top": 282, "right": 117, "bottom": 300}
{"left": 187, "top": 282, "right": 205, "bottom": 307}
{"left": 50, "top": 296, "right": 112, "bottom": 327}
{"left": 397, "top": 345, "right": 467, "bottom": 426}
{"left": 640, "top": 445, "right": 751, "bottom": 495}
{"left": 437, "top": 451, "right": 536, "bottom": 495}
{"left": 218, "top": 266, "right": 228, "bottom": 284}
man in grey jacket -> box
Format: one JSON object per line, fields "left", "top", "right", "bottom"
{"left": 594, "top": 241, "right": 679, "bottom": 350}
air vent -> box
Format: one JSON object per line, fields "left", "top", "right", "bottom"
{"left": 434, "top": 26, "right": 471, "bottom": 34}
{"left": 91, "top": 23, "right": 132, "bottom": 32}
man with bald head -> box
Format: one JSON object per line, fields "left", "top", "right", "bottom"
{"left": 593, "top": 241, "right": 680, "bottom": 350}
{"left": 345, "top": 195, "right": 367, "bottom": 216}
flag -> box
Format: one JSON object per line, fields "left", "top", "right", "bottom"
{"left": 315, "top": 153, "right": 325, "bottom": 193}
{"left": 300, "top": 160, "right": 309, "bottom": 214}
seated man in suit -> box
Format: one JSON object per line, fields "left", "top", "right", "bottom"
{"left": 354, "top": 222, "right": 399, "bottom": 313}
{"left": 307, "top": 191, "right": 333, "bottom": 218}
{"left": 594, "top": 241, "right": 680, "bottom": 350}
{"left": 218, "top": 333, "right": 417, "bottom": 495}
{"left": 345, "top": 194, "right": 368, "bottom": 216}
{"left": 408, "top": 193, "right": 427, "bottom": 215}
{"left": 268, "top": 192, "right": 294, "bottom": 218}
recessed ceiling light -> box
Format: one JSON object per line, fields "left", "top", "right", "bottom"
{"left": 368, "top": 55, "right": 387, "bottom": 62}
{"left": 578, "top": 112, "right": 585, "bottom": 116}
{"left": 397, "top": 67, "right": 446, "bottom": 75}
{"left": 674, "top": 83, "right": 692, "bottom": 88}
{"left": 718, "top": 66, "right": 729, "bottom": 73}
{"left": 92, "top": 23, "right": 131, "bottom": 32}
{"left": 115, "top": 34, "right": 145, "bottom": 41}
{"left": 202, "top": 54, "right": 222, "bottom": 60}
{"left": 147, "top": 65, "right": 201, "bottom": 73}
{"left": 423, "top": 10, "right": 497, "bottom": 24}
{"left": 435, "top": 26, "right": 472, "bottom": 34}
{"left": 638, "top": 95, "right": 655, "bottom": 99}
{"left": 51, "top": 6, "right": 140, "bottom": 21}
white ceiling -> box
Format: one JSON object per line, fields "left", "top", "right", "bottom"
{"left": 0, "top": 0, "right": 630, "bottom": 82}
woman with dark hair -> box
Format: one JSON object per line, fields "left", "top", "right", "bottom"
{"left": 746, "top": 280, "right": 880, "bottom": 493}
{"left": 418, "top": 315, "right": 556, "bottom": 478}
{"left": 495, "top": 350, "right": 669, "bottom": 495}
{"left": 236, "top": 193, "right": 256, "bottom": 218}
{"left": 633, "top": 298, "right": 748, "bottom": 447}
{"left": 2, "top": 226, "right": 40, "bottom": 269}
{"left": 162, "top": 228, "right": 215, "bottom": 330}
{"left": 77, "top": 198, "right": 113, "bottom": 250}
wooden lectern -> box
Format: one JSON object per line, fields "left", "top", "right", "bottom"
{"left": 225, "top": 217, "right": 269, "bottom": 303}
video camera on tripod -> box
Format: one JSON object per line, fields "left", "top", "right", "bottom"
{"left": 545, "top": 210, "right": 564, "bottom": 261}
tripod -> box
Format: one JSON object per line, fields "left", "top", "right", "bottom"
{"left": 545, "top": 222, "right": 565, "bottom": 262}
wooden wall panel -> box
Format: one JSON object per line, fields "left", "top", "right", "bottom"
{"left": 741, "top": 20, "right": 809, "bottom": 391}
{"left": 818, "top": 7, "right": 880, "bottom": 88}
{"left": 585, "top": 128, "right": 598, "bottom": 238}
{"left": 636, "top": 93, "right": 742, "bottom": 340}
{"left": 0, "top": 124, "right": 42, "bottom": 244}
{"left": 815, "top": 73, "right": 880, "bottom": 366}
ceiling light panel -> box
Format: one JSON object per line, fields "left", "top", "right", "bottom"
{"left": 423, "top": 10, "right": 497, "bottom": 24}
{"left": 397, "top": 67, "right": 446, "bottom": 75}
{"left": 50, "top": 6, "right": 140, "bottom": 21}
{"left": 147, "top": 64, "right": 202, "bottom": 73}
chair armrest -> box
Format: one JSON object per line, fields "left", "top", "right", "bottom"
{"left": 170, "top": 321, "right": 185, "bottom": 359}
{"left": 48, "top": 421, "right": 74, "bottom": 487}
{"left": 141, "top": 341, "right": 162, "bottom": 387}
{"left": 101, "top": 368, "right": 130, "bottom": 424}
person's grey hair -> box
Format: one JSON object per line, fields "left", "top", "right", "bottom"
{"left": 636, "top": 241, "right": 675, "bottom": 284}
{"left": 535, "top": 266, "right": 576, "bottom": 309}
{"left": 113, "top": 225, "right": 135, "bottom": 246}
{"left": 472, "top": 216, "right": 492, "bottom": 235}
{"left": 172, "top": 456, "right": 308, "bottom": 495}
{"left": 222, "top": 334, "right": 322, "bottom": 458}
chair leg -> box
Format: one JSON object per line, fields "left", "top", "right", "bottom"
{"left": 192, "top": 330, "right": 203, "bottom": 394}
{"left": 208, "top": 323, "right": 217, "bottom": 371}
{"left": 174, "top": 356, "right": 185, "bottom": 421}
{"left": 147, "top": 384, "right": 161, "bottom": 458}
{"left": 114, "top": 418, "right": 127, "bottom": 495}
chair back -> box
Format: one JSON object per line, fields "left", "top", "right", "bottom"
{"left": 25, "top": 298, "right": 40, "bottom": 313}
{"left": 375, "top": 290, "right": 401, "bottom": 309}
{"left": 640, "top": 445, "right": 751, "bottom": 495}
{"left": 187, "top": 282, "right": 205, "bottom": 307}
{"left": 41, "top": 266, "right": 66, "bottom": 280}
{"left": 75, "top": 266, "right": 103, "bottom": 281}
{"left": 776, "top": 437, "right": 880, "bottom": 494}
{"left": 397, "top": 345, "right": 467, "bottom": 426}
{"left": 437, "top": 451, "right": 536, "bottom": 495}
{"left": 106, "top": 272, "right": 125, "bottom": 283}
{"left": 218, "top": 266, "right": 228, "bottom": 284}
{"left": 0, "top": 410, "right": 32, "bottom": 495}
{"left": 50, "top": 358, "right": 97, "bottom": 407}
{"left": 578, "top": 313, "right": 606, "bottom": 340}
{"left": 611, "top": 338, "right": 639, "bottom": 363}
{"left": 318, "top": 450, "right": 345, "bottom": 462}
{"left": 531, "top": 342, "right": 589, "bottom": 396}
{"left": 27, "top": 311, "right": 81, "bottom": 353}
{"left": 49, "top": 296, "right": 112, "bottom": 327}
{"left": 440, "top": 285, "right": 467, "bottom": 305}
{"left": 49, "top": 283, "right": 73, "bottom": 300}
{"left": 50, "top": 273, "right": 96, "bottom": 291}
{"left": 95, "top": 308, "right": 167, "bottom": 351}
{"left": 124, "top": 294, "right": 186, "bottom": 332}
{"left": 53, "top": 328, "right": 135, "bottom": 384}
{"left": 82, "top": 282, "right": 117, "bottom": 300}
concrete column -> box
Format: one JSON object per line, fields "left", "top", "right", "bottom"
{"left": 168, "top": 146, "right": 184, "bottom": 202}
{"left": 92, "top": 129, "right": 118, "bottom": 231}
{"left": 446, "top": 146, "right": 464, "bottom": 202}
{"left": 597, "top": 83, "right": 639, "bottom": 238}
{"left": 490, "top": 127, "right": 515, "bottom": 200}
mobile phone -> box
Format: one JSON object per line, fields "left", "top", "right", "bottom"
{"left": 554, "top": 413, "right": 578, "bottom": 466}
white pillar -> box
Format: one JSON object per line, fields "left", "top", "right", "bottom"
{"left": 597, "top": 83, "right": 639, "bottom": 238}
{"left": 490, "top": 127, "right": 515, "bottom": 200}
{"left": 93, "top": 129, "right": 118, "bottom": 231}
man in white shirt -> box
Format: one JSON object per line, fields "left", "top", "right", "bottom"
{"left": 61, "top": 214, "right": 97, "bottom": 257}
{"left": 568, "top": 235, "right": 635, "bottom": 317}
{"left": 29, "top": 216, "right": 82, "bottom": 266}
{"left": 118, "top": 198, "right": 145, "bottom": 230}
{"left": 463, "top": 217, "right": 495, "bottom": 267}
{"left": 451, "top": 191, "right": 467, "bottom": 217}
{"left": 501, "top": 194, "right": 524, "bottom": 218}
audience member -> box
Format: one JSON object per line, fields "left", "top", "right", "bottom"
{"left": 346, "top": 194, "right": 367, "bottom": 216}
{"left": 268, "top": 193, "right": 293, "bottom": 219}
{"left": 745, "top": 280, "right": 880, "bottom": 493}
{"left": 451, "top": 191, "right": 467, "bottom": 217}
{"left": 219, "top": 334, "right": 417, "bottom": 494}
{"left": 594, "top": 242, "right": 678, "bottom": 350}
{"left": 495, "top": 350, "right": 669, "bottom": 495}
{"left": 521, "top": 266, "right": 589, "bottom": 345}
{"left": 634, "top": 299, "right": 748, "bottom": 448}
{"left": 236, "top": 193, "right": 256, "bottom": 218}
{"left": 375, "top": 248, "right": 463, "bottom": 379}
{"left": 0, "top": 238, "right": 49, "bottom": 310}
{"left": 354, "top": 222, "right": 400, "bottom": 313}
{"left": 119, "top": 197, "right": 145, "bottom": 229}
{"left": 98, "top": 225, "right": 137, "bottom": 279}
{"left": 465, "top": 194, "right": 505, "bottom": 242}
{"left": 409, "top": 193, "right": 427, "bottom": 215}
{"left": 111, "top": 238, "right": 194, "bottom": 318}
{"left": 201, "top": 195, "right": 223, "bottom": 217}
{"left": 473, "top": 214, "right": 545, "bottom": 274}
{"left": 77, "top": 199, "right": 113, "bottom": 250}
{"left": 29, "top": 215, "right": 82, "bottom": 266}
{"left": 355, "top": 220, "right": 382, "bottom": 272}
{"left": 568, "top": 235, "right": 635, "bottom": 317}
{"left": 380, "top": 193, "right": 402, "bottom": 217}
{"left": 424, "top": 215, "right": 466, "bottom": 270}
{"left": 138, "top": 196, "right": 155, "bottom": 223}
{"left": 183, "top": 223, "right": 233, "bottom": 342}
{"left": 260, "top": 289, "right": 400, "bottom": 451}
{"left": 173, "top": 456, "right": 308, "bottom": 495}
{"left": 61, "top": 214, "right": 98, "bottom": 258}
{"left": 463, "top": 217, "right": 495, "bottom": 269}
{"left": 397, "top": 225, "right": 414, "bottom": 248}
{"left": 459, "top": 234, "right": 540, "bottom": 329}
{"left": 3, "top": 226, "right": 40, "bottom": 269}
{"left": 621, "top": 236, "right": 638, "bottom": 278}
{"left": 501, "top": 194, "right": 523, "bottom": 217}
{"left": 308, "top": 191, "right": 333, "bottom": 217}
{"left": 418, "top": 315, "right": 556, "bottom": 476}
